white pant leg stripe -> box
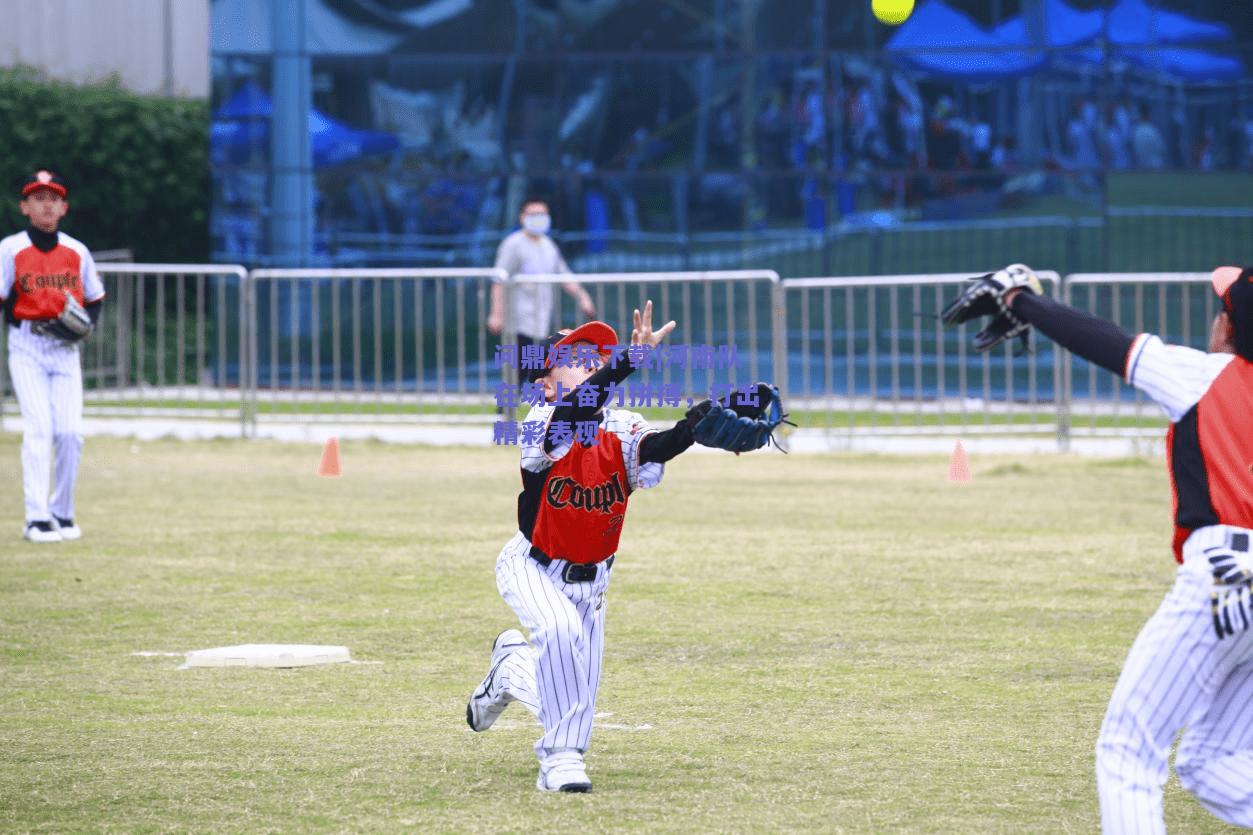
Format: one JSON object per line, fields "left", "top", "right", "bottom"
{"left": 1096, "top": 566, "right": 1253, "bottom": 834}
{"left": 500, "top": 547, "right": 560, "bottom": 736}
{"left": 573, "top": 592, "right": 604, "bottom": 750}
{"left": 528, "top": 566, "right": 575, "bottom": 746}
{"left": 49, "top": 359, "right": 84, "bottom": 520}
{"left": 8, "top": 344, "right": 54, "bottom": 523}
{"left": 492, "top": 540, "right": 543, "bottom": 716}
{"left": 1098, "top": 587, "right": 1213, "bottom": 834}
{"left": 499, "top": 648, "right": 541, "bottom": 716}
{"left": 1176, "top": 655, "right": 1253, "bottom": 827}
{"left": 498, "top": 542, "right": 588, "bottom": 755}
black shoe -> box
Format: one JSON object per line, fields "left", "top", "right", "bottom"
{"left": 24, "top": 521, "right": 62, "bottom": 543}
{"left": 53, "top": 517, "right": 82, "bottom": 540}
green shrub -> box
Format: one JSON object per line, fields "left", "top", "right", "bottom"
{"left": 0, "top": 67, "right": 208, "bottom": 263}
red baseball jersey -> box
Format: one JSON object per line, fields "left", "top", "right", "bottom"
{"left": 1125, "top": 334, "right": 1253, "bottom": 561}
{"left": 0, "top": 230, "right": 104, "bottom": 320}
{"left": 517, "top": 403, "right": 665, "bottom": 564}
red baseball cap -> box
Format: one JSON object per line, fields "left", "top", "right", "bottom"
{"left": 1211, "top": 265, "right": 1253, "bottom": 360}
{"left": 21, "top": 169, "right": 68, "bottom": 199}
{"left": 527, "top": 321, "right": 620, "bottom": 382}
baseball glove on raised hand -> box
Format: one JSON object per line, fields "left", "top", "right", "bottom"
{"left": 940, "top": 263, "right": 1043, "bottom": 352}
{"left": 686, "top": 382, "right": 792, "bottom": 453}
{"left": 33, "top": 291, "right": 93, "bottom": 344}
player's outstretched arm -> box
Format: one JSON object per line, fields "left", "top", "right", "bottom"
{"left": 942, "top": 264, "right": 1135, "bottom": 377}
{"left": 1006, "top": 291, "right": 1134, "bottom": 376}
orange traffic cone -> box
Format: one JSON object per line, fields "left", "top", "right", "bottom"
{"left": 318, "top": 437, "right": 342, "bottom": 477}
{"left": 947, "top": 439, "right": 971, "bottom": 483}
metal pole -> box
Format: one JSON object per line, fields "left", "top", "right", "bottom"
{"left": 270, "top": 0, "right": 313, "bottom": 266}
{"left": 770, "top": 278, "right": 787, "bottom": 412}
{"left": 163, "top": 0, "right": 174, "bottom": 97}
{"left": 1057, "top": 276, "right": 1071, "bottom": 452}
{"left": 502, "top": 273, "right": 517, "bottom": 425}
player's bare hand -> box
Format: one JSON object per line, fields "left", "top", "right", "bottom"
{"left": 579, "top": 295, "right": 597, "bottom": 319}
{"left": 631, "top": 300, "right": 676, "bottom": 348}
{"left": 486, "top": 311, "right": 505, "bottom": 335}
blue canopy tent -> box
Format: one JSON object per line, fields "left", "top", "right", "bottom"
{"left": 992, "top": 0, "right": 1103, "bottom": 49}
{"left": 212, "top": 81, "right": 401, "bottom": 167}
{"left": 885, "top": 0, "right": 1045, "bottom": 80}
{"left": 1117, "top": 47, "right": 1243, "bottom": 82}
{"left": 994, "top": 0, "right": 1232, "bottom": 48}
{"left": 1105, "top": 0, "right": 1232, "bottom": 46}
{"left": 992, "top": 0, "right": 1241, "bottom": 82}
{"left": 891, "top": 0, "right": 1240, "bottom": 83}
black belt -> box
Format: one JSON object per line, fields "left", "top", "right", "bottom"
{"left": 529, "top": 545, "right": 613, "bottom": 583}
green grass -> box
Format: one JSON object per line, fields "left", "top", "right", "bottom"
{"left": 0, "top": 436, "right": 1240, "bottom": 832}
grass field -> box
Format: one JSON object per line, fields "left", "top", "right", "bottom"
{"left": 0, "top": 436, "right": 1241, "bottom": 833}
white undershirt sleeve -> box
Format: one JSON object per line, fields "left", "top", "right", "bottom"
{"left": 1124, "top": 333, "right": 1235, "bottom": 423}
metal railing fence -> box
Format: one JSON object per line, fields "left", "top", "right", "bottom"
{"left": 511, "top": 271, "right": 783, "bottom": 409}
{"left": 0, "top": 264, "right": 250, "bottom": 433}
{"left": 245, "top": 268, "right": 507, "bottom": 431}
{"left": 0, "top": 263, "right": 1235, "bottom": 451}
{"left": 1063, "top": 272, "right": 1218, "bottom": 441}
{"left": 780, "top": 272, "right": 1063, "bottom": 443}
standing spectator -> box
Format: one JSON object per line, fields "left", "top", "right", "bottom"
{"left": 793, "top": 82, "right": 826, "bottom": 168}
{"left": 1192, "top": 127, "right": 1215, "bottom": 171}
{"left": 756, "top": 88, "right": 789, "bottom": 170}
{"left": 0, "top": 170, "right": 105, "bottom": 543}
{"left": 1245, "top": 115, "right": 1253, "bottom": 169}
{"left": 990, "top": 135, "right": 1015, "bottom": 170}
{"left": 926, "top": 96, "right": 962, "bottom": 171}
{"left": 1104, "top": 101, "right": 1133, "bottom": 170}
{"left": 970, "top": 117, "right": 993, "bottom": 170}
{"left": 486, "top": 198, "right": 596, "bottom": 359}
{"left": 847, "top": 82, "right": 879, "bottom": 165}
{"left": 1066, "top": 98, "right": 1100, "bottom": 173}
{"left": 1132, "top": 106, "right": 1167, "bottom": 170}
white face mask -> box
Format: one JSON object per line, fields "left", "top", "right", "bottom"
{"left": 522, "top": 213, "right": 551, "bottom": 235}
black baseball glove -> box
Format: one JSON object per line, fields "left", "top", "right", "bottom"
{"left": 685, "top": 382, "right": 793, "bottom": 453}
{"left": 32, "top": 291, "right": 93, "bottom": 344}
{"left": 940, "top": 264, "right": 1044, "bottom": 352}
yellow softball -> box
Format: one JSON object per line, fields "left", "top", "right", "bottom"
{"left": 872, "top": 0, "right": 915, "bottom": 26}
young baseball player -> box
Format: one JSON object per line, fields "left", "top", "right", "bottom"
{"left": 945, "top": 265, "right": 1253, "bottom": 833}
{"left": 1, "top": 170, "right": 104, "bottom": 543}
{"left": 465, "top": 301, "right": 784, "bottom": 792}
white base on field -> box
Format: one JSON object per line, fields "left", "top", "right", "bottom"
{"left": 179, "top": 644, "right": 352, "bottom": 669}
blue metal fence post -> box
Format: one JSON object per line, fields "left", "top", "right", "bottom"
{"left": 271, "top": 0, "right": 313, "bottom": 267}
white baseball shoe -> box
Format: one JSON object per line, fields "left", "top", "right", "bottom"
{"left": 52, "top": 518, "right": 82, "bottom": 541}
{"left": 24, "top": 521, "right": 62, "bottom": 544}
{"left": 465, "top": 629, "right": 529, "bottom": 732}
{"left": 536, "top": 750, "right": 592, "bottom": 793}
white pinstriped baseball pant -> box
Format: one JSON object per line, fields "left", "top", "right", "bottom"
{"left": 1097, "top": 525, "right": 1253, "bottom": 833}
{"left": 493, "top": 531, "right": 611, "bottom": 758}
{"left": 7, "top": 326, "right": 85, "bottom": 524}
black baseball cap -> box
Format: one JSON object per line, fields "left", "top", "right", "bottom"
{"left": 525, "top": 321, "right": 619, "bottom": 382}
{"left": 21, "top": 169, "right": 67, "bottom": 199}
{"left": 1212, "top": 266, "right": 1253, "bottom": 360}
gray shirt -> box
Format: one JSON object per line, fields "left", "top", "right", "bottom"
{"left": 494, "top": 229, "right": 571, "bottom": 340}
